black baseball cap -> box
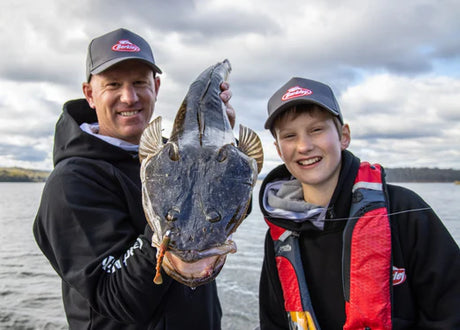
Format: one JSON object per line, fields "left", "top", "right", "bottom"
{"left": 265, "top": 77, "right": 343, "bottom": 129}
{"left": 86, "top": 28, "right": 162, "bottom": 81}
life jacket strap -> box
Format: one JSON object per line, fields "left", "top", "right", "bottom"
{"left": 266, "top": 219, "right": 321, "bottom": 329}
{"left": 343, "top": 162, "right": 392, "bottom": 330}
{"left": 288, "top": 311, "right": 318, "bottom": 330}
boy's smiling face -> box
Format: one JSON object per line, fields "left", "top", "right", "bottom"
{"left": 274, "top": 106, "right": 350, "bottom": 205}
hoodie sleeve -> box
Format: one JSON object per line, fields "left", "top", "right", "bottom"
{"left": 388, "top": 184, "right": 460, "bottom": 328}
{"left": 33, "top": 157, "right": 173, "bottom": 324}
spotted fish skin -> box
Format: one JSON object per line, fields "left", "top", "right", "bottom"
{"left": 139, "top": 59, "right": 263, "bottom": 287}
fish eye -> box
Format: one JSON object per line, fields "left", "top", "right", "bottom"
{"left": 206, "top": 209, "right": 221, "bottom": 223}
{"left": 166, "top": 209, "right": 180, "bottom": 222}
{"left": 216, "top": 147, "right": 228, "bottom": 162}
{"left": 166, "top": 143, "right": 179, "bottom": 161}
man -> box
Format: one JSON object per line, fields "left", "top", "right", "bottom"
{"left": 34, "top": 28, "right": 233, "bottom": 329}
{"left": 258, "top": 77, "right": 460, "bottom": 329}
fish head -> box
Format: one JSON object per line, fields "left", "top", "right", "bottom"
{"left": 141, "top": 141, "right": 257, "bottom": 287}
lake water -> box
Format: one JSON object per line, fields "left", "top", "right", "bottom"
{"left": 0, "top": 182, "right": 459, "bottom": 329}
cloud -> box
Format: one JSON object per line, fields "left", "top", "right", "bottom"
{"left": 341, "top": 74, "right": 460, "bottom": 168}
{"left": 0, "top": 143, "right": 49, "bottom": 162}
{"left": 342, "top": 74, "right": 460, "bottom": 136}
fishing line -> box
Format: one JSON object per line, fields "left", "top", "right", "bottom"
{"left": 322, "top": 207, "right": 433, "bottom": 223}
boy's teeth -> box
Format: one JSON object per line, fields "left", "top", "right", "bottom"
{"left": 299, "top": 157, "right": 320, "bottom": 166}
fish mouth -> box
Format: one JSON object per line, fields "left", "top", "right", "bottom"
{"left": 161, "top": 239, "right": 237, "bottom": 287}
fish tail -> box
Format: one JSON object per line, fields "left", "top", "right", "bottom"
{"left": 154, "top": 230, "right": 171, "bottom": 285}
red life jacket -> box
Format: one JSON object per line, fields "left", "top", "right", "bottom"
{"left": 266, "top": 162, "right": 392, "bottom": 330}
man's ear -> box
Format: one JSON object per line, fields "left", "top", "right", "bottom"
{"left": 340, "top": 124, "right": 351, "bottom": 150}
{"left": 82, "top": 82, "right": 95, "bottom": 109}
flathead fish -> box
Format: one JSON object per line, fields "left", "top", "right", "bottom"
{"left": 139, "top": 59, "right": 263, "bottom": 287}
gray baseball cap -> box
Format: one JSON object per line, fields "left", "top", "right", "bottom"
{"left": 86, "top": 28, "right": 162, "bottom": 81}
{"left": 265, "top": 77, "right": 343, "bottom": 129}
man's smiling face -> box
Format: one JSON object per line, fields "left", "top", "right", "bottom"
{"left": 83, "top": 59, "right": 160, "bottom": 144}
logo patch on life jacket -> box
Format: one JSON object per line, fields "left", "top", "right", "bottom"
{"left": 392, "top": 266, "right": 406, "bottom": 286}
{"left": 281, "top": 86, "right": 312, "bottom": 101}
{"left": 112, "top": 39, "right": 141, "bottom": 52}
{"left": 279, "top": 244, "right": 292, "bottom": 252}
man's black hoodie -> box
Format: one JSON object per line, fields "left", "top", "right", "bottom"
{"left": 34, "top": 99, "right": 222, "bottom": 329}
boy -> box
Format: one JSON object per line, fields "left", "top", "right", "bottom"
{"left": 258, "top": 77, "right": 460, "bottom": 329}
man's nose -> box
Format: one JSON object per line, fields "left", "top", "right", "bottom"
{"left": 120, "top": 85, "right": 139, "bottom": 104}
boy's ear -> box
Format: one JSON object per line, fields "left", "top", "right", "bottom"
{"left": 340, "top": 124, "right": 351, "bottom": 150}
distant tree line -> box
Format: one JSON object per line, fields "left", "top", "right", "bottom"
{"left": 0, "top": 167, "right": 50, "bottom": 182}
{"left": 385, "top": 167, "right": 460, "bottom": 182}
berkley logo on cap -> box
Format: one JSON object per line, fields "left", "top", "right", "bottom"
{"left": 112, "top": 39, "right": 141, "bottom": 52}
{"left": 281, "top": 86, "right": 313, "bottom": 101}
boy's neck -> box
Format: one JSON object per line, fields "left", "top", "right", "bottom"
{"left": 301, "top": 168, "right": 340, "bottom": 207}
{"left": 302, "top": 184, "right": 335, "bottom": 207}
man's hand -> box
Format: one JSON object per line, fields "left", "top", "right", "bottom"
{"left": 220, "top": 82, "right": 235, "bottom": 128}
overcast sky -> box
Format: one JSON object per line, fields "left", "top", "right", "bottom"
{"left": 1, "top": 0, "right": 459, "bottom": 175}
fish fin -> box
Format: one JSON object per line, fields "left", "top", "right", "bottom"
{"left": 139, "top": 116, "right": 164, "bottom": 163}
{"left": 238, "top": 125, "right": 264, "bottom": 174}
{"left": 221, "top": 59, "right": 232, "bottom": 79}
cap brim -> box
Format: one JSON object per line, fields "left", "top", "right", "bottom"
{"left": 89, "top": 57, "right": 162, "bottom": 79}
{"left": 264, "top": 99, "right": 341, "bottom": 129}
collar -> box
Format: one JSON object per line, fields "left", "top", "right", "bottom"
{"left": 80, "top": 122, "right": 139, "bottom": 152}
{"left": 263, "top": 179, "right": 327, "bottom": 230}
